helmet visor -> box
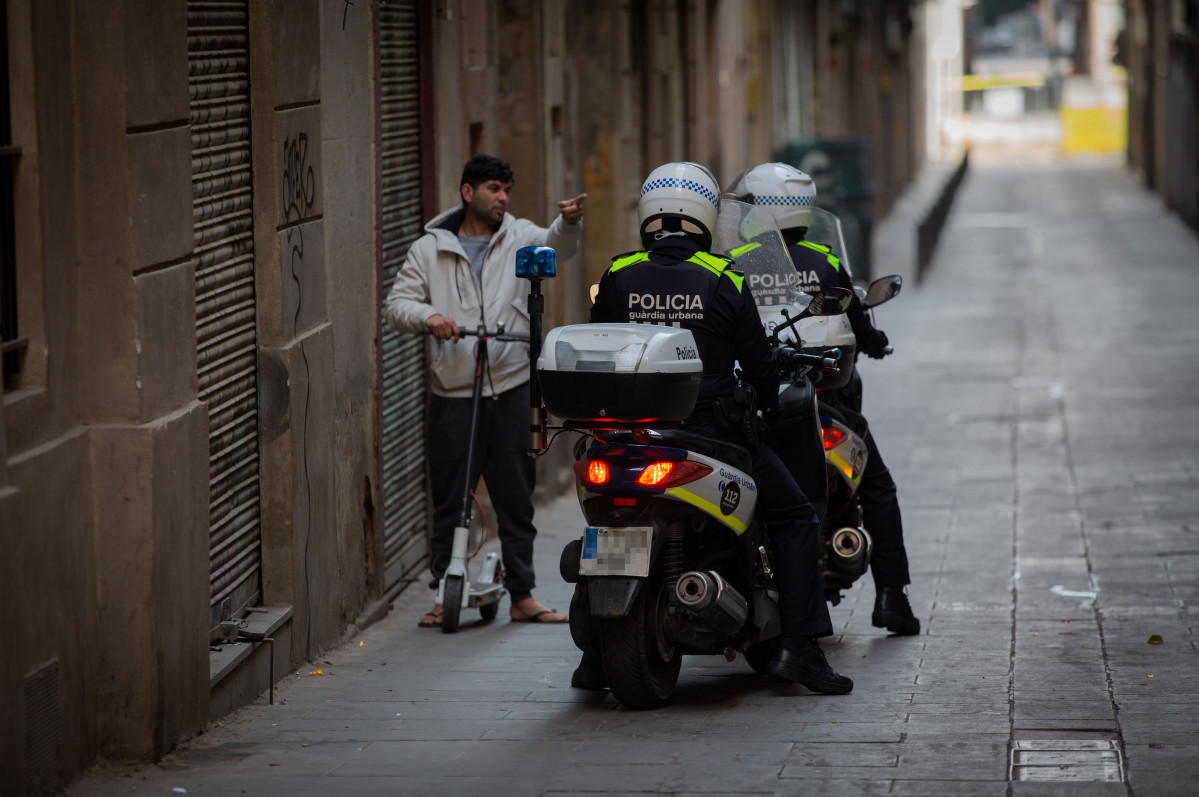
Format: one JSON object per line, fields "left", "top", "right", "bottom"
{"left": 713, "top": 199, "right": 803, "bottom": 309}
{"left": 805, "top": 207, "right": 853, "bottom": 279}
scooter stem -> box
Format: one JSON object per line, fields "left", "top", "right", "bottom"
{"left": 457, "top": 333, "right": 488, "bottom": 532}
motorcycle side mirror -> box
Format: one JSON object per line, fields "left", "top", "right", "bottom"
{"left": 806, "top": 286, "right": 853, "bottom": 316}
{"left": 862, "top": 274, "right": 902, "bottom": 309}
{"left": 768, "top": 286, "right": 853, "bottom": 345}
{"left": 515, "top": 245, "right": 557, "bottom": 279}
{"left": 588, "top": 282, "right": 599, "bottom": 305}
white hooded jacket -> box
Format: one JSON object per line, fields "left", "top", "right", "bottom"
{"left": 383, "top": 205, "right": 581, "bottom": 398}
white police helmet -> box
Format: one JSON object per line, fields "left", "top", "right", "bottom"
{"left": 637, "top": 161, "right": 721, "bottom": 250}
{"left": 728, "top": 162, "right": 817, "bottom": 231}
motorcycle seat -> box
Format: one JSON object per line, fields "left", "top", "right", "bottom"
{"left": 648, "top": 429, "right": 754, "bottom": 474}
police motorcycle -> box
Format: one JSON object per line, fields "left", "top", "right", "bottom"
{"left": 522, "top": 201, "right": 851, "bottom": 708}
{"left": 776, "top": 207, "right": 904, "bottom": 604}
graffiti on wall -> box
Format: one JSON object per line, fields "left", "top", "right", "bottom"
{"left": 283, "top": 133, "right": 316, "bottom": 225}
{"left": 282, "top": 130, "right": 317, "bottom": 653}
{"left": 282, "top": 131, "right": 316, "bottom": 329}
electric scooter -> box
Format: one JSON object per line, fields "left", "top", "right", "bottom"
{"left": 437, "top": 245, "right": 558, "bottom": 633}
{"left": 435, "top": 323, "right": 526, "bottom": 633}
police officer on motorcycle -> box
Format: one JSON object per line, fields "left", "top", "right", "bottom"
{"left": 731, "top": 162, "right": 920, "bottom": 636}
{"left": 573, "top": 161, "right": 854, "bottom": 694}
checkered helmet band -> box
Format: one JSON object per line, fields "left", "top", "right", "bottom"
{"left": 729, "top": 162, "right": 817, "bottom": 230}
{"left": 750, "top": 194, "right": 815, "bottom": 207}
{"left": 639, "top": 176, "right": 719, "bottom": 209}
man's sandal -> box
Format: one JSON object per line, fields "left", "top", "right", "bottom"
{"left": 417, "top": 607, "right": 444, "bottom": 628}
{"left": 509, "top": 609, "right": 567, "bottom": 624}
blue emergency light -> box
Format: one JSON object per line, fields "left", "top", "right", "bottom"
{"left": 515, "top": 246, "right": 557, "bottom": 279}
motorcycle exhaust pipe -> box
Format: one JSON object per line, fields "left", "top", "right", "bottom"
{"left": 675, "top": 571, "right": 749, "bottom": 635}
{"left": 826, "top": 527, "right": 872, "bottom": 581}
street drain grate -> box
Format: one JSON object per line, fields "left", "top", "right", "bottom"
{"left": 1010, "top": 740, "right": 1124, "bottom": 782}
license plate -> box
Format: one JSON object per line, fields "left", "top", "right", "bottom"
{"left": 579, "top": 526, "right": 653, "bottom": 577}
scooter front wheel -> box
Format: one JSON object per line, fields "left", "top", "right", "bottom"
{"left": 442, "top": 575, "right": 464, "bottom": 634}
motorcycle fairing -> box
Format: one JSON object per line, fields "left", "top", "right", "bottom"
{"left": 657, "top": 450, "right": 757, "bottom": 534}
{"left": 578, "top": 446, "right": 757, "bottom": 534}
{"left": 820, "top": 415, "right": 866, "bottom": 489}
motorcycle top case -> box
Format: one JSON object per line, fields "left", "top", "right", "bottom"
{"left": 538, "top": 324, "right": 702, "bottom": 422}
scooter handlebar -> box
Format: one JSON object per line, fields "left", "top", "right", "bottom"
{"left": 423, "top": 323, "right": 531, "bottom": 343}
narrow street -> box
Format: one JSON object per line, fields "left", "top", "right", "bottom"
{"left": 70, "top": 159, "right": 1199, "bottom": 796}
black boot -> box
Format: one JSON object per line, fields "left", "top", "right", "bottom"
{"left": 872, "top": 587, "right": 920, "bottom": 635}
{"left": 767, "top": 638, "right": 853, "bottom": 695}
{"left": 570, "top": 651, "right": 607, "bottom": 690}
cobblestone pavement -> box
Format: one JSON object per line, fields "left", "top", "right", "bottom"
{"left": 70, "top": 160, "right": 1199, "bottom": 796}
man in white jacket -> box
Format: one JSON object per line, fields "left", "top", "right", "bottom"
{"left": 384, "top": 154, "right": 585, "bottom": 627}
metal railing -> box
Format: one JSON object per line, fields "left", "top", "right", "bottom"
{"left": 916, "top": 149, "right": 970, "bottom": 284}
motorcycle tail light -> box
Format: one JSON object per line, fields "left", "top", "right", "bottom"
{"left": 580, "top": 459, "right": 609, "bottom": 485}
{"left": 636, "top": 460, "right": 712, "bottom": 487}
{"left": 822, "top": 426, "right": 846, "bottom": 451}
{"left": 636, "top": 462, "right": 674, "bottom": 486}
{"left": 613, "top": 497, "right": 637, "bottom": 507}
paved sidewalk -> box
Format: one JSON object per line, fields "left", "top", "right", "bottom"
{"left": 70, "top": 161, "right": 1199, "bottom": 795}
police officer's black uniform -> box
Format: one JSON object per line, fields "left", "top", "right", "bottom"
{"left": 591, "top": 235, "right": 779, "bottom": 427}
{"left": 783, "top": 231, "right": 918, "bottom": 635}
{"left": 586, "top": 233, "right": 852, "bottom": 692}
{"left": 787, "top": 239, "right": 888, "bottom": 356}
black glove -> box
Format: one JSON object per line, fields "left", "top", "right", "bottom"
{"left": 863, "top": 329, "right": 890, "bottom": 360}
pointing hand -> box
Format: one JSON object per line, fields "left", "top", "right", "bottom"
{"left": 558, "top": 193, "right": 587, "bottom": 224}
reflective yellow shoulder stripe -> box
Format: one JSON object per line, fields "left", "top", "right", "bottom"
{"left": 687, "top": 252, "right": 744, "bottom": 292}
{"left": 688, "top": 251, "right": 730, "bottom": 273}
{"left": 729, "top": 241, "right": 761, "bottom": 259}
{"left": 798, "top": 240, "right": 840, "bottom": 272}
{"left": 666, "top": 487, "right": 749, "bottom": 534}
{"left": 610, "top": 252, "right": 649, "bottom": 273}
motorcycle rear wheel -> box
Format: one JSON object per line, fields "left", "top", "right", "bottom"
{"left": 441, "top": 575, "right": 464, "bottom": 634}
{"left": 600, "top": 576, "right": 681, "bottom": 709}
{"left": 743, "top": 639, "right": 776, "bottom": 675}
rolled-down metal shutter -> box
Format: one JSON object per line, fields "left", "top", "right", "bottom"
{"left": 188, "top": 0, "right": 262, "bottom": 633}
{"left": 379, "top": 0, "right": 429, "bottom": 592}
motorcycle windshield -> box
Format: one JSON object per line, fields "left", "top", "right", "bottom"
{"left": 713, "top": 199, "right": 804, "bottom": 310}
{"left": 805, "top": 207, "right": 853, "bottom": 279}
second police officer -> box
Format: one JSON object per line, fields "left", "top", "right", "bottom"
{"left": 730, "top": 162, "right": 920, "bottom": 637}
